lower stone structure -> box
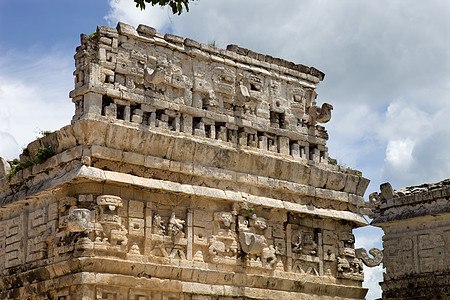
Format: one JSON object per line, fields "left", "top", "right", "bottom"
{"left": 0, "top": 121, "right": 371, "bottom": 299}
{"left": 370, "top": 180, "right": 450, "bottom": 299}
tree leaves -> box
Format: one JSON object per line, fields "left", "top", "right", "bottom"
{"left": 134, "top": 0, "right": 193, "bottom": 15}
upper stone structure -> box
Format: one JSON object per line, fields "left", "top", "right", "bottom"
{"left": 0, "top": 23, "right": 378, "bottom": 300}
{"left": 70, "top": 22, "right": 332, "bottom": 164}
{"left": 370, "top": 179, "right": 450, "bottom": 299}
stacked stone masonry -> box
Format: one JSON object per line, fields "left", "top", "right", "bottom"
{"left": 0, "top": 23, "right": 377, "bottom": 299}
{"left": 370, "top": 180, "right": 450, "bottom": 299}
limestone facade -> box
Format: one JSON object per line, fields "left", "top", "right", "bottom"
{"left": 0, "top": 22, "right": 378, "bottom": 299}
{"left": 370, "top": 180, "right": 450, "bottom": 299}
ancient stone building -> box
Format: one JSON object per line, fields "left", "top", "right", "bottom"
{"left": 370, "top": 180, "right": 450, "bottom": 299}
{"left": 0, "top": 23, "right": 380, "bottom": 299}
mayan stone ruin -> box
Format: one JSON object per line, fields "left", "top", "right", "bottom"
{"left": 369, "top": 180, "right": 450, "bottom": 299}
{"left": 0, "top": 22, "right": 383, "bottom": 299}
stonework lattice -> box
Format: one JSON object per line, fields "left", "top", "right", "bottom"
{"left": 0, "top": 22, "right": 377, "bottom": 299}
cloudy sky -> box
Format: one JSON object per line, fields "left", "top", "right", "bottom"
{"left": 1, "top": 1, "right": 449, "bottom": 298}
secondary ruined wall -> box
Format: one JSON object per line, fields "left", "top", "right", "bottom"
{"left": 0, "top": 22, "right": 376, "bottom": 299}
{"left": 370, "top": 180, "right": 450, "bottom": 299}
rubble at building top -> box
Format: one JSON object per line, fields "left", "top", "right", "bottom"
{"left": 368, "top": 179, "right": 450, "bottom": 224}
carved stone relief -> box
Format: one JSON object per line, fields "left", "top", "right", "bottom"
{"left": 337, "top": 232, "right": 364, "bottom": 280}
{"left": 149, "top": 209, "right": 187, "bottom": 260}
{"left": 290, "top": 224, "right": 321, "bottom": 276}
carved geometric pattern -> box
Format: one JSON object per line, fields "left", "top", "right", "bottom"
{"left": 27, "top": 206, "right": 54, "bottom": 262}
{"left": 128, "top": 218, "right": 145, "bottom": 237}
{"left": 129, "top": 289, "right": 151, "bottom": 300}
{"left": 4, "top": 214, "right": 24, "bottom": 268}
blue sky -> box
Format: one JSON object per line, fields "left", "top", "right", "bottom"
{"left": 1, "top": 1, "right": 450, "bottom": 299}
{"left": 1, "top": 1, "right": 110, "bottom": 48}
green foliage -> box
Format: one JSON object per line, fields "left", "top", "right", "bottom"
{"left": 89, "top": 30, "right": 98, "bottom": 38}
{"left": 7, "top": 160, "right": 29, "bottom": 180}
{"left": 327, "top": 157, "right": 337, "bottom": 166}
{"left": 39, "top": 130, "right": 52, "bottom": 137}
{"left": 34, "top": 145, "right": 55, "bottom": 164}
{"left": 208, "top": 40, "right": 217, "bottom": 48}
{"left": 21, "top": 148, "right": 30, "bottom": 158}
{"left": 35, "top": 128, "right": 53, "bottom": 139}
{"left": 134, "top": 0, "right": 193, "bottom": 15}
{"left": 7, "top": 145, "right": 55, "bottom": 180}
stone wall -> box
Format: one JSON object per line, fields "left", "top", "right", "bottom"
{"left": 0, "top": 22, "right": 376, "bottom": 299}
{"left": 370, "top": 180, "right": 450, "bottom": 299}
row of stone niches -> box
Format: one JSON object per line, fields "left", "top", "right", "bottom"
{"left": 99, "top": 95, "right": 327, "bottom": 163}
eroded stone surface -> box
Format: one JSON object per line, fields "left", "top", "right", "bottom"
{"left": 0, "top": 22, "right": 371, "bottom": 299}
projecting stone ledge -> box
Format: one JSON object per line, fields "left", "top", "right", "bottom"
{"left": 0, "top": 118, "right": 370, "bottom": 219}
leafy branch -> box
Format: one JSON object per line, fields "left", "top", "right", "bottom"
{"left": 134, "top": 0, "right": 194, "bottom": 15}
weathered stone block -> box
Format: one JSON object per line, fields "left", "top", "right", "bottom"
{"left": 356, "top": 177, "right": 370, "bottom": 196}
{"left": 325, "top": 171, "right": 347, "bottom": 191}
{"left": 309, "top": 167, "right": 328, "bottom": 188}
{"left": 116, "top": 22, "right": 138, "bottom": 37}
{"left": 137, "top": 24, "right": 156, "bottom": 37}
{"left": 344, "top": 174, "right": 359, "bottom": 194}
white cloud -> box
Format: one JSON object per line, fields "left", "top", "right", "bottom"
{"left": 354, "top": 226, "right": 384, "bottom": 250}
{"left": 363, "top": 265, "right": 384, "bottom": 300}
{"left": 0, "top": 132, "right": 19, "bottom": 160}
{"left": 105, "top": 0, "right": 169, "bottom": 30}
{"left": 385, "top": 139, "right": 414, "bottom": 168}
{"left": 380, "top": 97, "right": 450, "bottom": 188}
{"left": 382, "top": 100, "right": 432, "bottom": 141}
{"left": 0, "top": 49, "right": 74, "bottom": 159}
